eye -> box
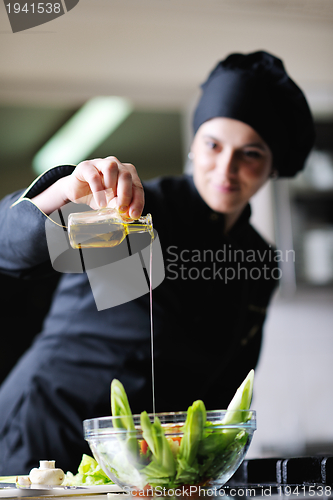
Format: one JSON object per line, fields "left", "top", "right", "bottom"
{"left": 243, "top": 150, "right": 263, "bottom": 159}
{"left": 205, "top": 140, "right": 218, "bottom": 150}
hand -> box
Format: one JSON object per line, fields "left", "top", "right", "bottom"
{"left": 65, "top": 157, "right": 144, "bottom": 219}
{"left": 31, "top": 157, "right": 145, "bottom": 219}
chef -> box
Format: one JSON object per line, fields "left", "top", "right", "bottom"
{"left": 0, "top": 51, "right": 315, "bottom": 475}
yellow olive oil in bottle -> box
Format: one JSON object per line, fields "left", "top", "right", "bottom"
{"left": 68, "top": 207, "right": 153, "bottom": 249}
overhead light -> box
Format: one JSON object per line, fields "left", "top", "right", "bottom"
{"left": 32, "top": 96, "right": 133, "bottom": 175}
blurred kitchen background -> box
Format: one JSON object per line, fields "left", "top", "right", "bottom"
{"left": 0, "top": 0, "right": 333, "bottom": 458}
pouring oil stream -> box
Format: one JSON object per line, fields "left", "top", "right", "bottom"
{"left": 149, "top": 235, "right": 155, "bottom": 417}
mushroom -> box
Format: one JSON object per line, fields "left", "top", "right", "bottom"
{"left": 29, "top": 460, "right": 65, "bottom": 485}
{"left": 15, "top": 476, "right": 31, "bottom": 487}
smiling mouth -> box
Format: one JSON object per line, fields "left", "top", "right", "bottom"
{"left": 212, "top": 183, "right": 240, "bottom": 193}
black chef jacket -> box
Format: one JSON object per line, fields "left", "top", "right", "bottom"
{"left": 0, "top": 166, "right": 279, "bottom": 474}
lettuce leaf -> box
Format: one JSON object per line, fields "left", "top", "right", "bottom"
{"left": 110, "top": 379, "right": 139, "bottom": 458}
{"left": 175, "top": 400, "right": 206, "bottom": 484}
{"left": 140, "top": 411, "right": 176, "bottom": 487}
{"left": 65, "top": 454, "right": 114, "bottom": 485}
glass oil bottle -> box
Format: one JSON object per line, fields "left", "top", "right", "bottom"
{"left": 68, "top": 207, "right": 153, "bottom": 249}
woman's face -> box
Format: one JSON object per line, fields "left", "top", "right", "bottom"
{"left": 191, "top": 117, "right": 273, "bottom": 224}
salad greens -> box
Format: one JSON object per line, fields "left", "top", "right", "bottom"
{"left": 104, "top": 370, "right": 255, "bottom": 489}
{"left": 64, "top": 454, "right": 114, "bottom": 485}
{"left": 140, "top": 411, "right": 176, "bottom": 486}
{"left": 175, "top": 400, "right": 206, "bottom": 485}
{"left": 222, "top": 368, "right": 254, "bottom": 425}
{"left": 110, "top": 379, "right": 139, "bottom": 459}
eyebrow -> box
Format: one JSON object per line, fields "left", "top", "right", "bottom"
{"left": 203, "top": 135, "right": 267, "bottom": 151}
{"left": 244, "top": 142, "right": 267, "bottom": 151}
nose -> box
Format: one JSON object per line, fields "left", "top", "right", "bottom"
{"left": 216, "top": 148, "right": 239, "bottom": 178}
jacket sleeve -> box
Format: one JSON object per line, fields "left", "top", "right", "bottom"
{"left": 0, "top": 165, "right": 76, "bottom": 279}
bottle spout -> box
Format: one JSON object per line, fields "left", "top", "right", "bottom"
{"left": 129, "top": 213, "right": 154, "bottom": 239}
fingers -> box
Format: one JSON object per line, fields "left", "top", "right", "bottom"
{"left": 117, "top": 167, "right": 133, "bottom": 213}
{"left": 72, "top": 157, "right": 144, "bottom": 218}
{"left": 129, "top": 180, "right": 145, "bottom": 219}
{"left": 101, "top": 159, "right": 119, "bottom": 204}
{"left": 117, "top": 163, "right": 144, "bottom": 219}
{"left": 73, "top": 160, "right": 107, "bottom": 208}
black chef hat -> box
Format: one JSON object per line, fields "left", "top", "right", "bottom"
{"left": 193, "top": 51, "right": 315, "bottom": 177}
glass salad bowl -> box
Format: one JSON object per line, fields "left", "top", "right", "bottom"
{"left": 83, "top": 409, "right": 256, "bottom": 493}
